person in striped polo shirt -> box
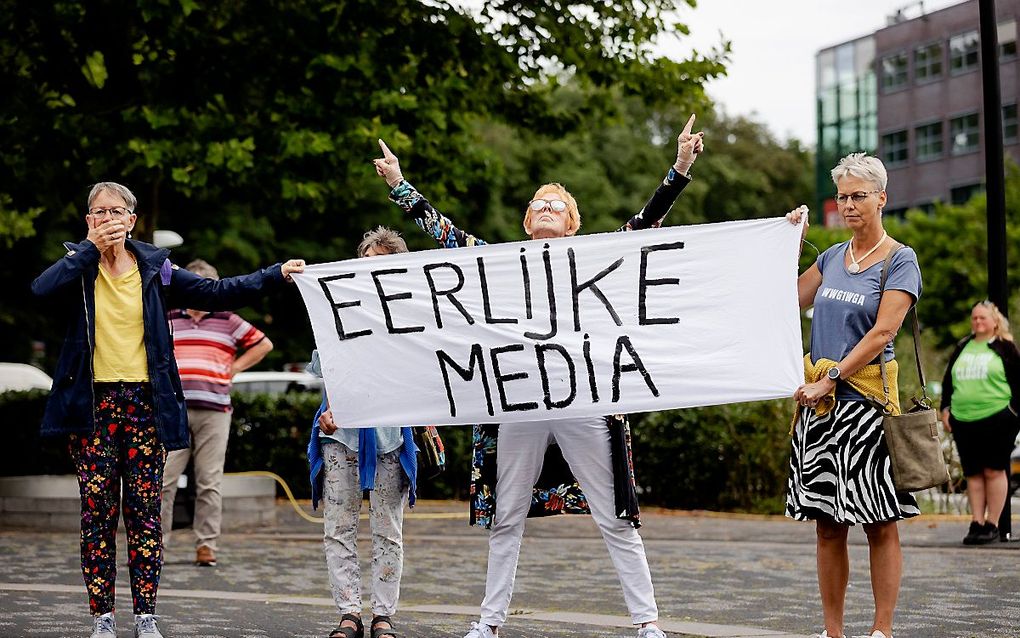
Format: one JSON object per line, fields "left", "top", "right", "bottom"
{"left": 160, "top": 259, "right": 274, "bottom": 566}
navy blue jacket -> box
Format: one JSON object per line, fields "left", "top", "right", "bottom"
{"left": 31, "top": 238, "right": 285, "bottom": 450}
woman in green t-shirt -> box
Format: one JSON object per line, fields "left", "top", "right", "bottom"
{"left": 940, "top": 301, "right": 1020, "bottom": 545}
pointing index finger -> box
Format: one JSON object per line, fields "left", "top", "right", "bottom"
{"left": 378, "top": 138, "right": 396, "bottom": 161}
{"left": 681, "top": 113, "right": 696, "bottom": 136}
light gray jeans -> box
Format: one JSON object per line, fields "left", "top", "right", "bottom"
{"left": 161, "top": 408, "right": 231, "bottom": 551}
{"left": 480, "top": 417, "right": 658, "bottom": 627}
{"left": 322, "top": 441, "right": 409, "bottom": 617}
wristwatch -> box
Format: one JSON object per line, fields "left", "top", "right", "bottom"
{"left": 827, "top": 367, "right": 841, "bottom": 382}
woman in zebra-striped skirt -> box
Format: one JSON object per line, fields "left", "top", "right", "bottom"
{"left": 784, "top": 153, "right": 922, "bottom": 638}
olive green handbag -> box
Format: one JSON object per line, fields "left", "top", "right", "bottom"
{"left": 875, "top": 246, "right": 950, "bottom": 492}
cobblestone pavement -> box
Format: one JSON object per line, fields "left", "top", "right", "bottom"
{"left": 1, "top": 501, "right": 1017, "bottom": 638}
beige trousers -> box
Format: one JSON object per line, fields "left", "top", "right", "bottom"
{"left": 160, "top": 408, "right": 232, "bottom": 551}
{"left": 321, "top": 441, "right": 409, "bottom": 617}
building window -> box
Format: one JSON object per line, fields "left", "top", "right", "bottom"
{"left": 950, "top": 30, "right": 980, "bottom": 74}
{"left": 915, "top": 122, "right": 943, "bottom": 161}
{"left": 881, "top": 130, "right": 909, "bottom": 165}
{"left": 950, "top": 113, "right": 980, "bottom": 154}
{"left": 880, "top": 52, "right": 909, "bottom": 90}
{"left": 951, "top": 183, "right": 983, "bottom": 205}
{"left": 1005, "top": 104, "right": 1018, "bottom": 144}
{"left": 819, "top": 88, "right": 838, "bottom": 124}
{"left": 915, "top": 201, "right": 937, "bottom": 215}
{"left": 1000, "top": 20, "right": 1017, "bottom": 59}
{"left": 914, "top": 43, "right": 943, "bottom": 82}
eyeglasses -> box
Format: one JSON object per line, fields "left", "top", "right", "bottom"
{"left": 834, "top": 190, "right": 881, "bottom": 206}
{"left": 529, "top": 199, "right": 568, "bottom": 213}
{"left": 88, "top": 206, "right": 132, "bottom": 218}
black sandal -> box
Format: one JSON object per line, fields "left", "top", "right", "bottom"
{"left": 329, "top": 613, "right": 364, "bottom": 638}
{"left": 370, "top": 615, "right": 399, "bottom": 638}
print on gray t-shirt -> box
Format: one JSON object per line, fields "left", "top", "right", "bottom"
{"left": 809, "top": 241, "right": 922, "bottom": 400}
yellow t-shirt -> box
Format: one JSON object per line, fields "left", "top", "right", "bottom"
{"left": 93, "top": 263, "right": 149, "bottom": 382}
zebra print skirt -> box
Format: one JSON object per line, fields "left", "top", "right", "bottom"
{"left": 786, "top": 400, "right": 919, "bottom": 524}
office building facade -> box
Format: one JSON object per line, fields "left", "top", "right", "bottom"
{"left": 816, "top": 0, "right": 1019, "bottom": 225}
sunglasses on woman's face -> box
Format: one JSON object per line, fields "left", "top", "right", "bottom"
{"left": 529, "top": 198, "right": 567, "bottom": 213}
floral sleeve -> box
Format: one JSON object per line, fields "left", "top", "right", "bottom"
{"left": 389, "top": 180, "right": 487, "bottom": 248}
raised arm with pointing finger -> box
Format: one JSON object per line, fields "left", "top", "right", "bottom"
{"left": 373, "top": 113, "right": 704, "bottom": 247}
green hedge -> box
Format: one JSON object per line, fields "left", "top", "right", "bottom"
{"left": 631, "top": 401, "right": 794, "bottom": 513}
{"left": 2, "top": 390, "right": 73, "bottom": 476}
{"left": 226, "top": 392, "right": 476, "bottom": 500}
{"left": 0, "top": 390, "right": 476, "bottom": 500}
{"left": 2, "top": 389, "right": 797, "bottom": 512}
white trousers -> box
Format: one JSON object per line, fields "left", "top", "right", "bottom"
{"left": 161, "top": 408, "right": 231, "bottom": 551}
{"left": 479, "top": 417, "right": 658, "bottom": 626}
{"left": 321, "top": 441, "right": 409, "bottom": 617}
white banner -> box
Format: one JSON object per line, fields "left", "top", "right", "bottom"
{"left": 293, "top": 218, "right": 804, "bottom": 428}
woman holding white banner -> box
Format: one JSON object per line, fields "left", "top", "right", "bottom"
{"left": 371, "top": 116, "right": 704, "bottom": 638}
{"left": 307, "top": 227, "right": 419, "bottom": 638}
{"left": 31, "top": 181, "right": 304, "bottom": 638}
{"left": 786, "top": 153, "right": 922, "bottom": 638}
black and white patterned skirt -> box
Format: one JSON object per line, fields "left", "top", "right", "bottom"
{"left": 786, "top": 400, "right": 919, "bottom": 524}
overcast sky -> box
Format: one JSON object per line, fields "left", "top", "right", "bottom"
{"left": 658, "top": 0, "right": 966, "bottom": 145}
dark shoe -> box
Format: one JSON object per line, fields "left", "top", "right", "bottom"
{"left": 973, "top": 522, "right": 1000, "bottom": 544}
{"left": 371, "top": 615, "right": 399, "bottom": 638}
{"left": 962, "top": 520, "right": 984, "bottom": 545}
{"left": 196, "top": 545, "right": 217, "bottom": 566}
{"left": 329, "top": 613, "right": 364, "bottom": 638}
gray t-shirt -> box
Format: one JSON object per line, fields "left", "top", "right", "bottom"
{"left": 809, "top": 241, "right": 922, "bottom": 400}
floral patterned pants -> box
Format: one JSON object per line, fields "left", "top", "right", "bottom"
{"left": 321, "top": 442, "right": 409, "bottom": 617}
{"left": 69, "top": 383, "right": 165, "bottom": 616}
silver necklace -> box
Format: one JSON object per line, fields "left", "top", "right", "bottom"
{"left": 847, "top": 231, "right": 888, "bottom": 274}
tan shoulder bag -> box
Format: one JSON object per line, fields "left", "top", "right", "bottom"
{"left": 876, "top": 245, "right": 950, "bottom": 492}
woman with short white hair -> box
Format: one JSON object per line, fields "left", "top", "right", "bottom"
{"left": 785, "top": 153, "right": 922, "bottom": 638}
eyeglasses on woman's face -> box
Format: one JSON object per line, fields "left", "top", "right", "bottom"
{"left": 88, "top": 206, "right": 132, "bottom": 219}
{"left": 529, "top": 198, "right": 568, "bottom": 213}
{"left": 834, "top": 190, "right": 881, "bottom": 206}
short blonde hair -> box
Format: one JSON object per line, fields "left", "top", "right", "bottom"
{"left": 523, "top": 183, "right": 581, "bottom": 236}
{"left": 830, "top": 153, "right": 888, "bottom": 190}
{"left": 357, "top": 226, "right": 408, "bottom": 257}
{"left": 975, "top": 300, "right": 1014, "bottom": 341}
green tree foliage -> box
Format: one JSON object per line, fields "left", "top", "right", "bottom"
{"left": 886, "top": 167, "right": 1020, "bottom": 348}
{"left": 0, "top": 0, "right": 729, "bottom": 366}
{"left": 631, "top": 400, "right": 794, "bottom": 512}
{"left": 456, "top": 98, "right": 814, "bottom": 241}
{"left": 0, "top": 389, "right": 789, "bottom": 511}
{"left": 0, "top": 1, "right": 818, "bottom": 513}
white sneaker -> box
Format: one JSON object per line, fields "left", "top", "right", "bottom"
{"left": 852, "top": 632, "right": 890, "bottom": 638}
{"left": 638, "top": 624, "right": 667, "bottom": 638}
{"left": 463, "top": 621, "right": 497, "bottom": 638}
{"left": 814, "top": 632, "right": 845, "bottom": 638}
{"left": 90, "top": 613, "right": 116, "bottom": 638}
{"left": 134, "top": 614, "right": 164, "bottom": 638}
